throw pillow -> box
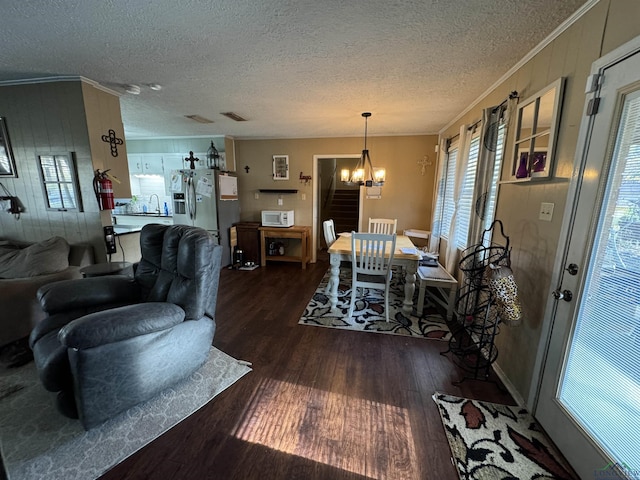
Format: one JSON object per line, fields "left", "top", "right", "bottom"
{"left": 0, "top": 237, "right": 70, "bottom": 279}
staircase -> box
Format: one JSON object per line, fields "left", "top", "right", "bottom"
{"left": 325, "top": 189, "right": 359, "bottom": 233}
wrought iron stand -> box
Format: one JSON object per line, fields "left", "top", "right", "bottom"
{"left": 441, "top": 220, "right": 511, "bottom": 385}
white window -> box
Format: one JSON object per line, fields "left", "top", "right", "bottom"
{"left": 37, "top": 152, "right": 83, "bottom": 212}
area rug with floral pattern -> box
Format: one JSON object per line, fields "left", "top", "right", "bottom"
{"left": 299, "top": 268, "right": 452, "bottom": 341}
{"left": 433, "top": 392, "right": 580, "bottom": 480}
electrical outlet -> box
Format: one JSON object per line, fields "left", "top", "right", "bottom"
{"left": 539, "top": 202, "right": 554, "bottom": 221}
{"left": 254, "top": 192, "right": 259, "bottom": 200}
{"left": 301, "top": 193, "right": 306, "bottom": 201}
{"left": 277, "top": 198, "right": 283, "bottom": 206}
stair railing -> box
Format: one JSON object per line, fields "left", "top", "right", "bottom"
{"left": 323, "top": 166, "right": 338, "bottom": 209}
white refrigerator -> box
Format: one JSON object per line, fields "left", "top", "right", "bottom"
{"left": 171, "top": 169, "right": 240, "bottom": 265}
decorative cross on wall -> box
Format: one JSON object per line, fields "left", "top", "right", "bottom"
{"left": 101, "top": 129, "right": 124, "bottom": 157}
{"left": 417, "top": 155, "right": 431, "bottom": 176}
{"left": 185, "top": 151, "right": 200, "bottom": 169}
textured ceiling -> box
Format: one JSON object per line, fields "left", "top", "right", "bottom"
{"left": 0, "top": 0, "right": 590, "bottom": 140}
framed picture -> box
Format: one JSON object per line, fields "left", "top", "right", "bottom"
{"left": 272, "top": 155, "right": 289, "bottom": 180}
{"left": 0, "top": 117, "right": 17, "bottom": 178}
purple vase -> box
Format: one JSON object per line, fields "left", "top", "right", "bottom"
{"left": 515, "top": 154, "right": 529, "bottom": 178}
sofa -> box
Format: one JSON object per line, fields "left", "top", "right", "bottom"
{"left": 0, "top": 237, "right": 94, "bottom": 349}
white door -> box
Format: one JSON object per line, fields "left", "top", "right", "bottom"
{"left": 536, "top": 42, "right": 640, "bottom": 480}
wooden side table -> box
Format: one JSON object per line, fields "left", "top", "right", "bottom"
{"left": 259, "top": 226, "right": 311, "bottom": 269}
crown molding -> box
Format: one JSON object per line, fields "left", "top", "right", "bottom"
{"left": 0, "top": 76, "right": 121, "bottom": 96}
{"left": 439, "top": 0, "right": 601, "bottom": 135}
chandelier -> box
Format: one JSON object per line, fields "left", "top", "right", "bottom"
{"left": 340, "top": 112, "right": 386, "bottom": 186}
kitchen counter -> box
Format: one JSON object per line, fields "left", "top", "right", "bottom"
{"left": 114, "top": 213, "right": 173, "bottom": 219}
{"left": 113, "top": 226, "right": 142, "bottom": 235}
{"left": 113, "top": 214, "right": 174, "bottom": 230}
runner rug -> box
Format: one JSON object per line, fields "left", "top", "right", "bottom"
{"left": 299, "top": 268, "right": 452, "bottom": 341}
{"left": 0, "top": 347, "right": 251, "bottom": 480}
{"left": 432, "top": 392, "right": 579, "bottom": 480}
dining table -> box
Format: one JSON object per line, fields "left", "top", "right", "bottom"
{"left": 327, "top": 233, "right": 421, "bottom": 313}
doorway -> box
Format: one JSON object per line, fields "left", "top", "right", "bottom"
{"left": 312, "top": 155, "right": 361, "bottom": 261}
{"left": 534, "top": 38, "right": 640, "bottom": 479}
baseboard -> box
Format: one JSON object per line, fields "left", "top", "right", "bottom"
{"left": 491, "top": 360, "right": 525, "bottom": 407}
{"left": 464, "top": 328, "right": 525, "bottom": 406}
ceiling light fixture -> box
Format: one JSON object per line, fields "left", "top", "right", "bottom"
{"left": 184, "top": 114, "right": 214, "bottom": 124}
{"left": 220, "top": 112, "right": 247, "bottom": 122}
{"left": 148, "top": 84, "right": 162, "bottom": 91}
{"left": 341, "top": 112, "right": 385, "bottom": 187}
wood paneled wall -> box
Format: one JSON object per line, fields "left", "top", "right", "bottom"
{"left": 438, "top": 0, "right": 640, "bottom": 404}
{"left": 0, "top": 79, "right": 126, "bottom": 261}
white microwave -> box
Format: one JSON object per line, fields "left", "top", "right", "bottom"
{"left": 261, "top": 210, "right": 294, "bottom": 227}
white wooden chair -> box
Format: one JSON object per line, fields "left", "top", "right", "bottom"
{"left": 322, "top": 219, "right": 337, "bottom": 248}
{"left": 322, "top": 219, "right": 337, "bottom": 292}
{"left": 368, "top": 218, "right": 397, "bottom": 235}
{"left": 348, "top": 232, "right": 397, "bottom": 322}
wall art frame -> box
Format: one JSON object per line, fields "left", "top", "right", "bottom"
{"left": 272, "top": 155, "right": 289, "bottom": 180}
{"left": 0, "top": 117, "right": 17, "bottom": 178}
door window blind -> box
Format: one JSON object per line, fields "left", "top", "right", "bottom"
{"left": 559, "top": 89, "right": 640, "bottom": 466}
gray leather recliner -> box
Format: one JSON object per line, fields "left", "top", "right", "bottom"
{"left": 29, "top": 224, "right": 222, "bottom": 430}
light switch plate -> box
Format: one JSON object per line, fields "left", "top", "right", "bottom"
{"left": 539, "top": 202, "right": 554, "bottom": 221}
{"left": 301, "top": 193, "right": 306, "bottom": 201}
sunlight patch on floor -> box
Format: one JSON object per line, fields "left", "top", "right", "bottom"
{"left": 231, "top": 377, "right": 419, "bottom": 479}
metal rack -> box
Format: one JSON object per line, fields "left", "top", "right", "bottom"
{"left": 442, "top": 220, "right": 511, "bottom": 383}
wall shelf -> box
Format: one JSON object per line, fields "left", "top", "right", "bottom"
{"left": 499, "top": 177, "right": 570, "bottom": 185}
{"left": 259, "top": 189, "right": 298, "bottom": 194}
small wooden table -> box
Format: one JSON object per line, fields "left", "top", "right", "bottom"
{"left": 328, "top": 234, "right": 421, "bottom": 313}
{"left": 259, "top": 225, "right": 311, "bottom": 269}
{"left": 416, "top": 264, "right": 458, "bottom": 320}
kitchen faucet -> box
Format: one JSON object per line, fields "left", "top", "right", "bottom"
{"left": 149, "top": 194, "right": 161, "bottom": 214}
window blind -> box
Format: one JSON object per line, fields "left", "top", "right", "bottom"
{"left": 483, "top": 123, "right": 506, "bottom": 234}
{"left": 454, "top": 134, "right": 480, "bottom": 249}
{"left": 441, "top": 146, "right": 458, "bottom": 239}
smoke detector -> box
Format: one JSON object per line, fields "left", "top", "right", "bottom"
{"left": 124, "top": 84, "right": 141, "bottom": 95}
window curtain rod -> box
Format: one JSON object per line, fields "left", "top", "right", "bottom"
{"left": 493, "top": 90, "right": 519, "bottom": 112}
{"left": 446, "top": 90, "right": 519, "bottom": 147}
{"left": 467, "top": 119, "right": 481, "bottom": 132}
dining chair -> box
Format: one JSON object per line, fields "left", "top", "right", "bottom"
{"left": 368, "top": 218, "right": 398, "bottom": 235}
{"left": 322, "top": 219, "right": 338, "bottom": 292}
{"left": 348, "top": 232, "right": 397, "bottom": 322}
{"left": 322, "top": 219, "right": 337, "bottom": 248}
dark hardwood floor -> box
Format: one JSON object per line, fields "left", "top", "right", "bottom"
{"left": 101, "top": 257, "right": 514, "bottom": 480}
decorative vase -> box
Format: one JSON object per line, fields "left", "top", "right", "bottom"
{"left": 515, "top": 154, "right": 529, "bottom": 178}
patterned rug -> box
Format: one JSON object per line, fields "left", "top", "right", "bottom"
{"left": 0, "top": 347, "right": 251, "bottom": 480}
{"left": 299, "top": 268, "right": 452, "bottom": 341}
{"left": 433, "top": 393, "right": 579, "bottom": 480}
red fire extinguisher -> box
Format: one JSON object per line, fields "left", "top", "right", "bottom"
{"left": 93, "top": 169, "right": 115, "bottom": 210}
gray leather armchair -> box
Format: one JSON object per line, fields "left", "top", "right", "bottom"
{"left": 29, "top": 224, "right": 222, "bottom": 430}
